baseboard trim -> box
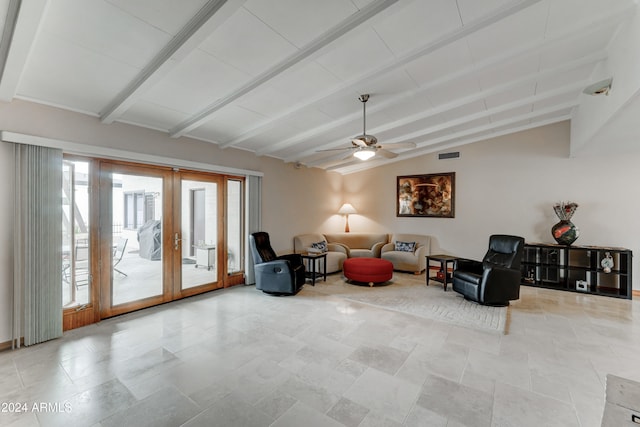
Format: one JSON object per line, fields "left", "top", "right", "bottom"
{"left": 0, "top": 338, "right": 23, "bottom": 352}
{"left": 633, "top": 290, "right": 639, "bottom": 297}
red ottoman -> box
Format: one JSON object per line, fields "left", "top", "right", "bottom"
{"left": 343, "top": 258, "right": 393, "bottom": 286}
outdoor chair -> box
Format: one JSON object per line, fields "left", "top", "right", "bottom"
{"left": 113, "top": 237, "right": 128, "bottom": 277}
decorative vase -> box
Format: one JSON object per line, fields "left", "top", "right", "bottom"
{"left": 552, "top": 220, "right": 579, "bottom": 245}
{"left": 551, "top": 202, "right": 580, "bottom": 245}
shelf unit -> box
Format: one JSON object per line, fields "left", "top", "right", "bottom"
{"left": 521, "top": 243, "right": 632, "bottom": 299}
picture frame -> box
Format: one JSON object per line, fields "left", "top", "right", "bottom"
{"left": 397, "top": 172, "right": 455, "bottom": 218}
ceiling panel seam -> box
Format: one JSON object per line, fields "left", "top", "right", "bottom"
{"left": 258, "top": 6, "right": 630, "bottom": 156}
{"left": 303, "top": 81, "right": 586, "bottom": 168}
{"left": 317, "top": 101, "right": 577, "bottom": 171}
{"left": 168, "top": 0, "right": 402, "bottom": 139}
{"left": 220, "top": 0, "right": 545, "bottom": 150}
{"left": 0, "top": 0, "right": 48, "bottom": 102}
{"left": 328, "top": 115, "right": 571, "bottom": 174}
{"left": 288, "top": 50, "right": 606, "bottom": 163}
{"left": 100, "top": 0, "right": 244, "bottom": 124}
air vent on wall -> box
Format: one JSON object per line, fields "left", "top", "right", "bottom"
{"left": 438, "top": 152, "right": 460, "bottom": 160}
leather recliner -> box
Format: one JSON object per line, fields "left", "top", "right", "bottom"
{"left": 249, "top": 232, "right": 305, "bottom": 295}
{"left": 452, "top": 234, "right": 525, "bottom": 306}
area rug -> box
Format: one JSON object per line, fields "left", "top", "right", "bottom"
{"left": 306, "top": 272, "right": 509, "bottom": 334}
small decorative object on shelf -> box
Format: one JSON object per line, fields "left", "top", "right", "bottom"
{"left": 601, "top": 252, "right": 614, "bottom": 273}
{"left": 551, "top": 201, "right": 580, "bottom": 245}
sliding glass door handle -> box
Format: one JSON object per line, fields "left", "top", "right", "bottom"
{"left": 174, "top": 233, "right": 181, "bottom": 251}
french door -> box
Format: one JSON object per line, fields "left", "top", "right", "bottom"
{"left": 174, "top": 171, "right": 225, "bottom": 296}
{"left": 98, "top": 161, "right": 240, "bottom": 319}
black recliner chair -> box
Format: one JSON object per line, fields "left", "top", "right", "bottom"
{"left": 249, "top": 232, "right": 305, "bottom": 295}
{"left": 452, "top": 234, "right": 525, "bottom": 306}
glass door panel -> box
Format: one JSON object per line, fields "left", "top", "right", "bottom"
{"left": 227, "top": 179, "right": 243, "bottom": 275}
{"left": 62, "top": 160, "right": 91, "bottom": 308}
{"left": 180, "top": 178, "right": 220, "bottom": 290}
{"left": 111, "top": 172, "right": 164, "bottom": 305}
{"left": 99, "top": 161, "right": 243, "bottom": 319}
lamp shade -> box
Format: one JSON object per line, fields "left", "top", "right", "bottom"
{"left": 338, "top": 203, "right": 357, "bottom": 215}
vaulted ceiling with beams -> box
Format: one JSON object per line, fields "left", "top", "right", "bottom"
{"left": 0, "top": 0, "right": 636, "bottom": 174}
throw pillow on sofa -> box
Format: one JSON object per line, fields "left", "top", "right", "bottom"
{"left": 310, "top": 241, "right": 328, "bottom": 253}
{"left": 394, "top": 241, "right": 416, "bottom": 252}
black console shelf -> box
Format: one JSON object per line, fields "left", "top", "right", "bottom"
{"left": 521, "top": 243, "right": 632, "bottom": 299}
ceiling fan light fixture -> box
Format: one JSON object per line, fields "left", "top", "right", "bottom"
{"left": 353, "top": 147, "right": 376, "bottom": 160}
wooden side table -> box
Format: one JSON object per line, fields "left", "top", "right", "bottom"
{"left": 426, "top": 254, "right": 458, "bottom": 291}
{"left": 300, "top": 252, "right": 327, "bottom": 286}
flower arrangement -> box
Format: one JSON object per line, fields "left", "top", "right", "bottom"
{"left": 553, "top": 201, "right": 578, "bottom": 221}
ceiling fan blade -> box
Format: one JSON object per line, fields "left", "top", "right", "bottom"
{"left": 316, "top": 147, "right": 353, "bottom": 152}
{"left": 379, "top": 141, "right": 416, "bottom": 150}
{"left": 352, "top": 138, "right": 367, "bottom": 147}
{"left": 310, "top": 149, "right": 354, "bottom": 166}
{"left": 377, "top": 148, "right": 398, "bottom": 159}
{"left": 342, "top": 150, "right": 356, "bottom": 160}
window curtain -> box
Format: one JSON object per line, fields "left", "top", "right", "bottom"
{"left": 245, "top": 175, "right": 262, "bottom": 285}
{"left": 13, "top": 144, "right": 63, "bottom": 348}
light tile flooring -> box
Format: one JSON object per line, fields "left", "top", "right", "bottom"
{"left": 1, "top": 272, "right": 639, "bottom": 427}
{"left": 67, "top": 252, "right": 218, "bottom": 308}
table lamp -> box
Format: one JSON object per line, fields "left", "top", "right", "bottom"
{"left": 338, "top": 203, "right": 357, "bottom": 232}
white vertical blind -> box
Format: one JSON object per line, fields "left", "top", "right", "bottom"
{"left": 13, "top": 143, "right": 63, "bottom": 347}
{"left": 245, "top": 175, "right": 262, "bottom": 285}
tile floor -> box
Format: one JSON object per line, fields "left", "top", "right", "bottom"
{"left": 1, "top": 272, "right": 639, "bottom": 427}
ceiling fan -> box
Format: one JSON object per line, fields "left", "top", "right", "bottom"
{"left": 319, "top": 94, "right": 416, "bottom": 161}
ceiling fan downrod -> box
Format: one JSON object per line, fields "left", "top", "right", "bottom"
{"left": 359, "top": 94, "right": 369, "bottom": 136}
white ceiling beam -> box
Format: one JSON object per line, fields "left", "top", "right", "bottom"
{"left": 168, "top": 0, "right": 402, "bottom": 139}
{"left": 291, "top": 50, "right": 605, "bottom": 163}
{"left": 305, "top": 82, "right": 585, "bottom": 168}
{"left": 0, "top": 0, "right": 49, "bottom": 102}
{"left": 261, "top": 5, "right": 631, "bottom": 157}
{"left": 328, "top": 113, "right": 572, "bottom": 174}
{"left": 384, "top": 83, "right": 583, "bottom": 143}
{"left": 325, "top": 102, "right": 577, "bottom": 170}
{"left": 306, "top": 84, "right": 583, "bottom": 168}
{"left": 334, "top": 114, "right": 571, "bottom": 175}
{"left": 324, "top": 102, "right": 575, "bottom": 172}
{"left": 100, "top": 0, "right": 246, "bottom": 124}
{"left": 221, "top": 0, "right": 546, "bottom": 149}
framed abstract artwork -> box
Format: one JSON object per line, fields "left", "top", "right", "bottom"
{"left": 396, "top": 172, "right": 455, "bottom": 218}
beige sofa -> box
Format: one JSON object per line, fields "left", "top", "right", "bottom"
{"left": 293, "top": 233, "right": 347, "bottom": 274}
{"left": 323, "top": 233, "right": 388, "bottom": 258}
{"left": 381, "top": 233, "right": 430, "bottom": 274}
{"left": 293, "top": 232, "right": 389, "bottom": 274}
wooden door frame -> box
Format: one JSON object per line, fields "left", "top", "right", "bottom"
{"left": 172, "top": 170, "right": 225, "bottom": 298}
{"left": 63, "top": 158, "right": 246, "bottom": 325}
{"left": 224, "top": 176, "right": 246, "bottom": 287}
{"left": 98, "top": 161, "right": 174, "bottom": 319}
{"left": 63, "top": 156, "right": 101, "bottom": 331}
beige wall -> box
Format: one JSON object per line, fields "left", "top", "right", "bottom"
{"left": 344, "top": 121, "right": 640, "bottom": 292}
{"left": 259, "top": 156, "right": 344, "bottom": 252}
